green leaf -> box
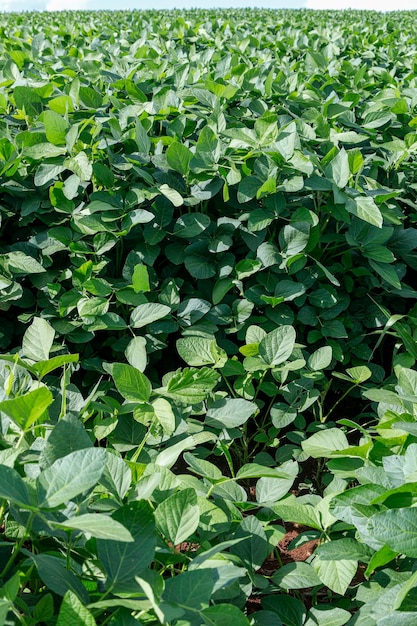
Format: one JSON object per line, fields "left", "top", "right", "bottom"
{"left": 259, "top": 325, "right": 296, "bottom": 366}
{"left": 163, "top": 569, "right": 213, "bottom": 612}
{"left": 369, "top": 259, "right": 402, "bottom": 289}
{"left": 315, "top": 538, "right": 372, "bottom": 561}
{"left": 29, "top": 553, "right": 89, "bottom": 603}
{"left": 272, "top": 562, "right": 322, "bottom": 590}
{"left": 14, "top": 86, "right": 43, "bottom": 116}
{"left": 174, "top": 213, "right": 211, "bottom": 238}
{"left": 135, "top": 119, "right": 151, "bottom": 154}
{"left": 367, "top": 508, "right": 417, "bottom": 557}
{"left": 0, "top": 386, "right": 53, "bottom": 431}
{"left": 37, "top": 448, "right": 107, "bottom": 508}
{"left": 205, "top": 397, "right": 257, "bottom": 429}
{"left": 165, "top": 367, "right": 219, "bottom": 404}
{"left": 0, "top": 464, "right": 31, "bottom": 507}
{"left": 167, "top": 142, "right": 193, "bottom": 175}
{"left": 125, "top": 336, "right": 147, "bottom": 373}
{"left": 43, "top": 110, "right": 68, "bottom": 145}
{"left": 22, "top": 317, "right": 55, "bottom": 361}
{"left": 304, "top": 606, "right": 351, "bottom": 626}
{"left": 346, "top": 196, "right": 383, "bottom": 228}
{"left": 230, "top": 515, "right": 269, "bottom": 570}
{"left": 308, "top": 346, "right": 333, "bottom": 370}
{"left": 6, "top": 251, "right": 46, "bottom": 274}
{"left": 57, "top": 590, "right": 96, "bottom": 626}
{"left": 131, "top": 264, "right": 150, "bottom": 293}
{"left": 112, "top": 363, "right": 152, "bottom": 402}
{"left": 325, "top": 148, "right": 350, "bottom": 189}
{"left": 159, "top": 184, "right": 183, "bottom": 207}
{"left": 313, "top": 556, "right": 357, "bottom": 595}
{"left": 201, "top": 604, "right": 250, "bottom": 626}
{"left": 177, "top": 336, "right": 227, "bottom": 367}
{"left": 262, "top": 594, "right": 306, "bottom": 626}
{"left": 56, "top": 514, "right": 133, "bottom": 542}
{"left": 97, "top": 502, "right": 155, "bottom": 585}
{"left": 302, "top": 428, "right": 350, "bottom": 458}
{"left": 155, "top": 488, "right": 200, "bottom": 545}
{"left": 31, "top": 354, "right": 79, "bottom": 379}
{"left": 130, "top": 302, "right": 171, "bottom": 328}
{"left": 39, "top": 416, "right": 92, "bottom": 468}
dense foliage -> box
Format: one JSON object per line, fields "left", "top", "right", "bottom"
{"left": 1, "top": 7, "right": 417, "bottom": 625}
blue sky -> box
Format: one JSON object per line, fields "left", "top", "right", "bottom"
{"left": 1, "top": 0, "right": 416, "bottom": 16}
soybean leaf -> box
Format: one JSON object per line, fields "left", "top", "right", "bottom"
{"left": 112, "top": 363, "right": 151, "bottom": 403}
{"left": 56, "top": 590, "right": 96, "bottom": 626}
{"left": 259, "top": 326, "right": 296, "bottom": 366}
{"left": 0, "top": 387, "right": 53, "bottom": 431}
{"left": 37, "top": 448, "right": 107, "bottom": 508}
{"left": 155, "top": 488, "right": 200, "bottom": 545}
{"left": 56, "top": 514, "right": 134, "bottom": 542}
{"left": 130, "top": 303, "right": 171, "bottom": 328}
{"left": 22, "top": 317, "right": 55, "bottom": 362}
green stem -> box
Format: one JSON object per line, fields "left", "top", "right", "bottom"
{"left": 0, "top": 512, "right": 35, "bottom": 580}
{"left": 321, "top": 383, "right": 358, "bottom": 423}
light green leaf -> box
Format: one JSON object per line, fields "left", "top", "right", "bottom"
{"left": 22, "top": 317, "right": 55, "bottom": 362}
{"left": 125, "top": 336, "right": 147, "bottom": 373}
{"left": 177, "top": 336, "right": 226, "bottom": 367}
{"left": 259, "top": 325, "right": 296, "bottom": 366}
{"left": 135, "top": 119, "right": 151, "bottom": 154}
{"left": 37, "top": 448, "right": 107, "bottom": 508}
{"left": 325, "top": 148, "right": 350, "bottom": 189}
{"left": 308, "top": 346, "right": 333, "bottom": 370}
{"left": 304, "top": 606, "right": 351, "bottom": 626}
{"left": 6, "top": 251, "right": 46, "bottom": 274}
{"left": 367, "top": 508, "right": 417, "bottom": 557}
{"left": 56, "top": 514, "right": 133, "bottom": 542}
{"left": 205, "top": 397, "right": 257, "bottom": 429}
{"left": 159, "top": 184, "right": 183, "bottom": 207}
{"left": 313, "top": 556, "right": 357, "bottom": 595}
{"left": 302, "top": 428, "right": 350, "bottom": 458}
{"left": 43, "top": 110, "right": 68, "bottom": 145}
{"left": 272, "top": 562, "right": 322, "bottom": 590}
{"left": 174, "top": 213, "right": 211, "bottom": 238}
{"left": 155, "top": 488, "right": 200, "bottom": 545}
{"left": 130, "top": 302, "right": 171, "bottom": 328}
{"left": 346, "top": 196, "right": 383, "bottom": 228}
{"left": 201, "top": 604, "right": 250, "bottom": 626}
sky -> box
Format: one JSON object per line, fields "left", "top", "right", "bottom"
{"left": 1, "top": 0, "right": 416, "bottom": 18}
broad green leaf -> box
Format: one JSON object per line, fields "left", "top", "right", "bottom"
{"left": 302, "top": 428, "right": 350, "bottom": 458}
{"left": 201, "top": 604, "right": 250, "bottom": 626}
{"left": 313, "top": 556, "right": 358, "bottom": 595}
{"left": 184, "top": 452, "right": 223, "bottom": 480}
{"left": 29, "top": 553, "right": 89, "bottom": 603}
{"left": 125, "top": 336, "right": 147, "bottom": 373}
{"left": 14, "top": 86, "right": 42, "bottom": 116}
{"left": 0, "top": 464, "right": 31, "bottom": 507}
{"left": 230, "top": 515, "right": 269, "bottom": 570}
{"left": 272, "top": 562, "right": 322, "bottom": 590}
{"left": 163, "top": 569, "right": 213, "bottom": 612}
{"left": 346, "top": 196, "right": 383, "bottom": 228}
{"left": 166, "top": 142, "right": 193, "bottom": 175}
{"left": 256, "top": 461, "right": 298, "bottom": 504}
{"left": 112, "top": 363, "right": 151, "bottom": 402}
{"left": 259, "top": 325, "right": 296, "bottom": 366}
{"left": 37, "top": 448, "right": 107, "bottom": 508}
{"left": 369, "top": 259, "right": 402, "bottom": 289}
{"left": 43, "top": 110, "right": 68, "bottom": 145}
{"left": 0, "top": 386, "right": 53, "bottom": 431}
{"left": 304, "top": 606, "right": 351, "bottom": 626}
{"left": 159, "top": 184, "right": 183, "bottom": 207}
{"left": 31, "top": 354, "right": 79, "bottom": 379}
{"left": 165, "top": 367, "right": 219, "bottom": 404}
{"left": 205, "top": 398, "right": 257, "bottom": 429}
{"left": 57, "top": 590, "right": 96, "bottom": 626}
{"left": 56, "top": 514, "right": 133, "bottom": 542}
{"left": 97, "top": 502, "right": 155, "bottom": 585}
{"left": 315, "top": 538, "right": 372, "bottom": 561}
{"left": 155, "top": 488, "right": 200, "bottom": 545}
{"left": 271, "top": 502, "right": 322, "bottom": 530}
{"left": 131, "top": 264, "right": 150, "bottom": 293}
{"left": 22, "top": 317, "right": 55, "bottom": 362}
{"left": 39, "top": 416, "right": 92, "bottom": 468}
{"left": 130, "top": 302, "right": 171, "bottom": 328}
{"left": 236, "top": 463, "right": 290, "bottom": 480}
{"left": 6, "top": 251, "right": 46, "bottom": 274}
{"left": 367, "top": 508, "right": 417, "bottom": 557}
{"left": 135, "top": 119, "right": 151, "bottom": 154}
{"left": 308, "top": 346, "right": 333, "bottom": 370}
{"left": 177, "top": 336, "right": 227, "bottom": 367}
{"left": 262, "top": 594, "right": 306, "bottom": 626}
{"left": 100, "top": 453, "right": 132, "bottom": 500}
{"left": 173, "top": 213, "right": 211, "bottom": 238}
{"left": 325, "top": 148, "right": 350, "bottom": 189}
